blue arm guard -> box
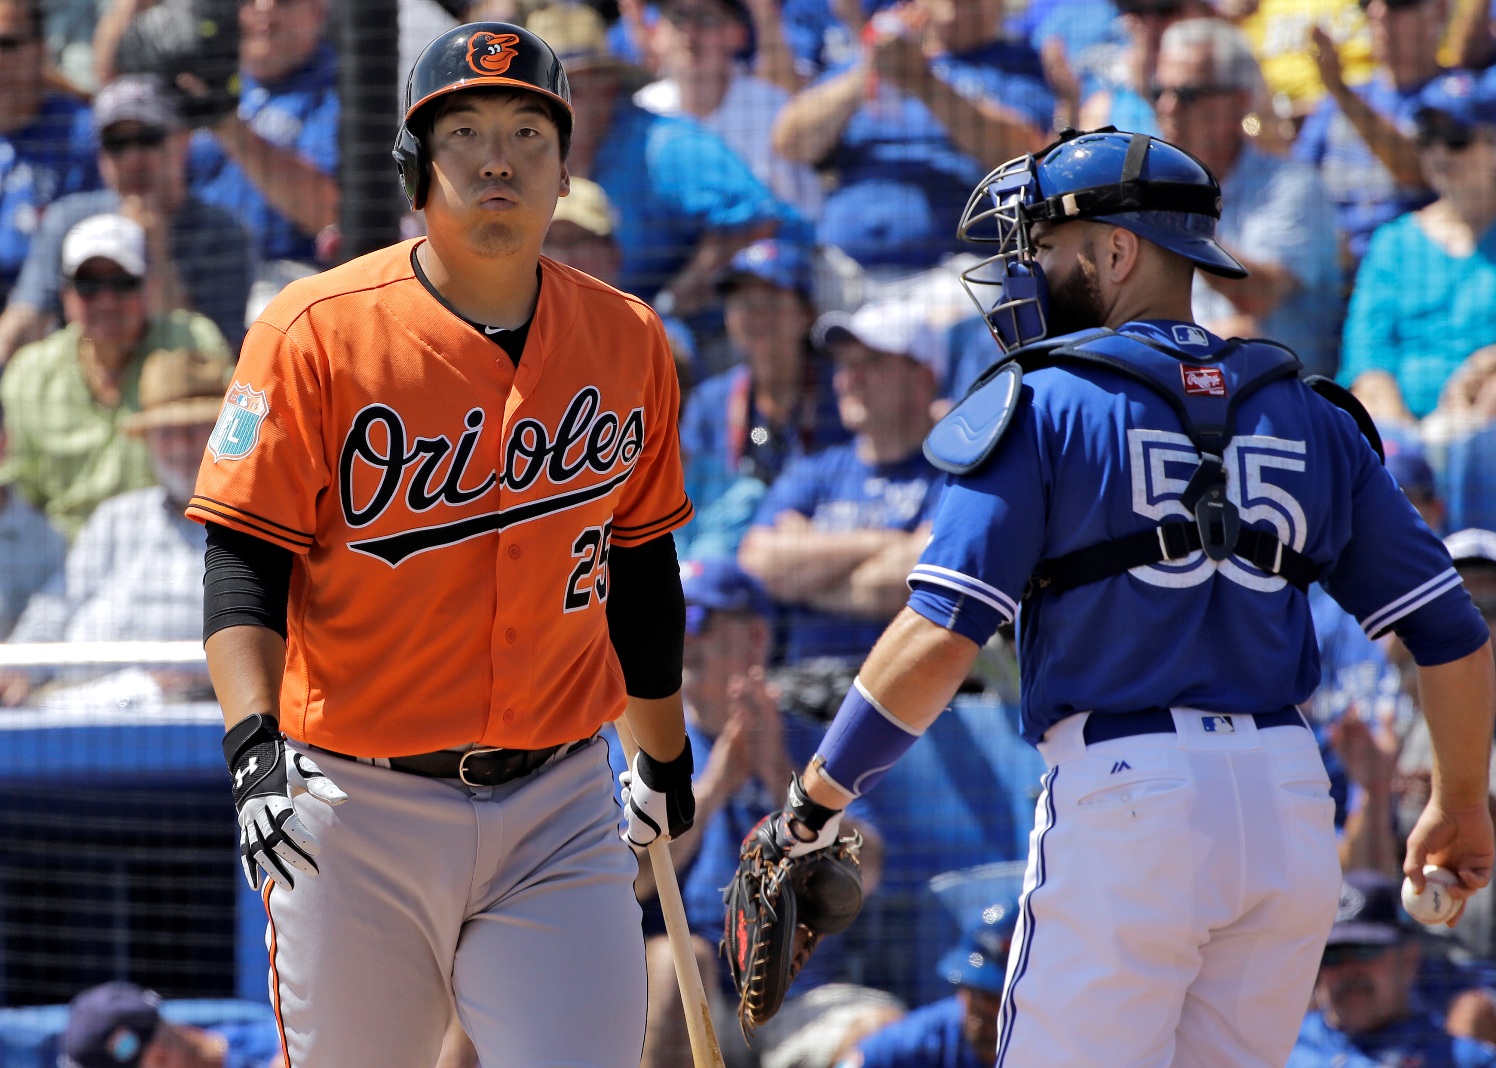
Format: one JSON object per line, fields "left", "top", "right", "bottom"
{"left": 811, "top": 677, "right": 925, "bottom": 798}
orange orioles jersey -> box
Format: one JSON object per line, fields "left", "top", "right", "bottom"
{"left": 187, "top": 240, "right": 692, "bottom": 757}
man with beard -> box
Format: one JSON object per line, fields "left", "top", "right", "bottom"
{"left": 727, "top": 128, "right": 1496, "bottom": 1067}
{"left": 185, "top": 22, "right": 695, "bottom": 1067}
{"left": 1287, "top": 870, "right": 1496, "bottom": 1067}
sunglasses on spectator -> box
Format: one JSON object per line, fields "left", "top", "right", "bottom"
{"left": 0, "top": 33, "right": 36, "bottom": 51}
{"left": 1149, "top": 83, "right": 1239, "bottom": 107}
{"left": 1117, "top": 0, "right": 1186, "bottom": 15}
{"left": 101, "top": 128, "right": 168, "bottom": 155}
{"left": 1417, "top": 116, "right": 1477, "bottom": 151}
{"left": 70, "top": 275, "right": 143, "bottom": 297}
{"left": 1320, "top": 943, "right": 1393, "bottom": 968}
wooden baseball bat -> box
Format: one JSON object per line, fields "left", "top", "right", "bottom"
{"left": 615, "top": 719, "right": 727, "bottom": 1068}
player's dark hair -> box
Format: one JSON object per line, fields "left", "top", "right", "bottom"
{"left": 417, "top": 86, "right": 572, "bottom": 162}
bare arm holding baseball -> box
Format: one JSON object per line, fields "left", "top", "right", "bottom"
{"left": 1404, "top": 640, "right": 1496, "bottom": 900}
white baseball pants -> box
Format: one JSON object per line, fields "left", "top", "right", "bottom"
{"left": 996, "top": 710, "right": 1341, "bottom": 1068}
{"left": 260, "top": 737, "right": 646, "bottom": 1068}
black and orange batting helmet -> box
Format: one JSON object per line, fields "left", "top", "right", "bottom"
{"left": 392, "top": 22, "right": 574, "bottom": 209}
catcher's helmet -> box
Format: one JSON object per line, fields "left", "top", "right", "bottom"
{"left": 957, "top": 128, "right": 1246, "bottom": 351}
{"left": 393, "top": 22, "right": 573, "bottom": 209}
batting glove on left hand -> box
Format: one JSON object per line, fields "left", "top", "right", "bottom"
{"left": 224, "top": 714, "right": 347, "bottom": 891}
{"left": 620, "top": 744, "right": 695, "bottom": 847}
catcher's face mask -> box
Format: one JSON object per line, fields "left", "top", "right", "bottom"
{"left": 956, "top": 152, "right": 1052, "bottom": 353}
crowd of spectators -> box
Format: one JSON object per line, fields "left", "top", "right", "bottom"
{"left": 11, "top": 0, "right": 1496, "bottom": 1063}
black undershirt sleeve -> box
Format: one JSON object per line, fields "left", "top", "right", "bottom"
{"left": 203, "top": 522, "right": 294, "bottom": 641}
{"left": 606, "top": 532, "right": 685, "bottom": 699}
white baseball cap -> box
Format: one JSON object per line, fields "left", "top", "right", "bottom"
{"left": 1445, "top": 528, "right": 1496, "bottom": 565}
{"left": 61, "top": 214, "right": 147, "bottom": 280}
{"left": 814, "top": 299, "right": 945, "bottom": 379}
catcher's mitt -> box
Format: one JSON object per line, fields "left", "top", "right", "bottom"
{"left": 722, "top": 815, "right": 863, "bottom": 1040}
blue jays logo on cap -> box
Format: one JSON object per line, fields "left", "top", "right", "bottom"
{"left": 105, "top": 1027, "right": 142, "bottom": 1063}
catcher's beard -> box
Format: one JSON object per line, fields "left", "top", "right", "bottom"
{"left": 1043, "top": 242, "right": 1106, "bottom": 339}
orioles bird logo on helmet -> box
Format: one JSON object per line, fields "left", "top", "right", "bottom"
{"left": 466, "top": 31, "right": 521, "bottom": 75}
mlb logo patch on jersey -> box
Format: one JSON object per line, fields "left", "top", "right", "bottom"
{"left": 1180, "top": 365, "right": 1226, "bottom": 397}
{"left": 1171, "top": 324, "right": 1210, "bottom": 348}
{"left": 208, "top": 382, "right": 269, "bottom": 462}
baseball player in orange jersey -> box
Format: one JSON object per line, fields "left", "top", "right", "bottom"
{"left": 186, "top": 22, "right": 697, "bottom": 1068}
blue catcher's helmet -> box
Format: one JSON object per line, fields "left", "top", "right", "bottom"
{"left": 957, "top": 128, "right": 1246, "bottom": 352}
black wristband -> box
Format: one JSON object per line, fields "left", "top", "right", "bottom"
{"left": 635, "top": 742, "right": 694, "bottom": 791}
{"left": 222, "top": 713, "right": 280, "bottom": 769}
{"left": 786, "top": 772, "right": 840, "bottom": 833}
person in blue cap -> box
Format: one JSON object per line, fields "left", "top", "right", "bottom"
{"left": 1342, "top": 67, "right": 1496, "bottom": 423}
{"left": 59, "top": 981, "right": 281, "bottom": 1068}
{"left": 678, "top": 238, "right": 847, "bottom": 562}
{"left": 1288, "top": 870, "right": 1496, "bottom": 1068}
{"left": 838, "top": 900, "right": 1018, "bottom": 1068}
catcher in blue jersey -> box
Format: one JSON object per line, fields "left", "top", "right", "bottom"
{"left": 723, "top": 128, "right": 1496, "bottom": 1067}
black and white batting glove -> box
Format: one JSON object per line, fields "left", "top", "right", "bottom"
{"left": 764, "top": 772, "right": 844, "bottom": 860}
{"left": 224, "top": 714, "right": 347, "bottom": 891}
{"left": 619, "top": 744, "right": 695, "bottom": 847}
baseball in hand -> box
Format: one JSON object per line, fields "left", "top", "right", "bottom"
{"left": 1401, "top": 865, "right": 1461, "bottom": 925}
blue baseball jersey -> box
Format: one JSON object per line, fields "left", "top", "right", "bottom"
{"left": 0, "top": 93, "right": 99, "bottom": 298}
{"left": 186, "top": 42, "right": 338, "bottom": 264}
{"left": 814, "top": 43, "right": 1053, "bottom": 269}
{"left": 1287, "top": 1007, "right": 1496, "bottom": 1067}
{"left": 907, "top": 321, "right": 1489, "bottom": 745}
{"left": 1292, "top": 71, "right": 1439, "bottom": 266}
{"left": 754, "top": 442, "right": 943, "bottom": 663}
{"left": 852, "top": 996, "right": 987, "bottom": 1068}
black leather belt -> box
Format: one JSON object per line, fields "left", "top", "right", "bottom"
{"left": 377, "top": 738, "right": 591, "bottom": 787}
{"left": 1082, "top": 707, "right": 1305, "bottom": 746}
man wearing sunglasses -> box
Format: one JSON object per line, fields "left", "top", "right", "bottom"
{"left": 0, "top": 212, "right": 229, "bottom": 539}
{"left": 1156, "top": 17, "right": 1342, "bottom": 377}
{"left": 0, "top": 76, "right": 252, "bottom": 368}
{"left": 1341, "top": 70, "right": 1496, "bottom": 424}
{"left": 0, "top": 0, "right": 101, "bottom": 302}
{"left": 1288, "top": 870, "right": 1496, "bottom": 1067}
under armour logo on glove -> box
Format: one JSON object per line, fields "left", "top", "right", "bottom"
{"left": 223, "top": 715, "right": 347, "bottom": 891}
{"left": 619, "top": 744, "right": 695, "bottom": 847}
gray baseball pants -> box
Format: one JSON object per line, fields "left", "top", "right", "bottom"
{"left": 260, "top": 737, "right": 646, "bottom": 1067}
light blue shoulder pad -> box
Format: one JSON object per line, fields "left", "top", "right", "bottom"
{"left": 923, "top": 361, "right": 1025, "bottom": 475}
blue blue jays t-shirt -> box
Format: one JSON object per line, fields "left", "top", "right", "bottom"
{"left": 1287, "top": 1008, "right": 1496, "bottom": 1067}
{"left": 753, "top": 442, "right": 942, "bottom": 662}
{"left": 1293, "top": 71, "right": 1439, "bottom": 266}
{"left": 679, "top": 359, "right": 849, "bottom": 520}
{"left": 187, "top": 42, "right": 339, "bottom": 264}
{"left": 592, "top": 102, "right": 802, "bottom": 302}
{"left": 814, "top": 42, "right": 1052, "bottom": 269}
{"left": 0, "top": 93, "right": 98, "bottom": 297}
{"left": 214, "top": 1017, "right": 284, "bottom": 1068}
{"left": 907, "top": 321, "right": 1489, "bottom": 744}
{"left": 854, "top": 996, "right": 987, "bottom": 1068}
